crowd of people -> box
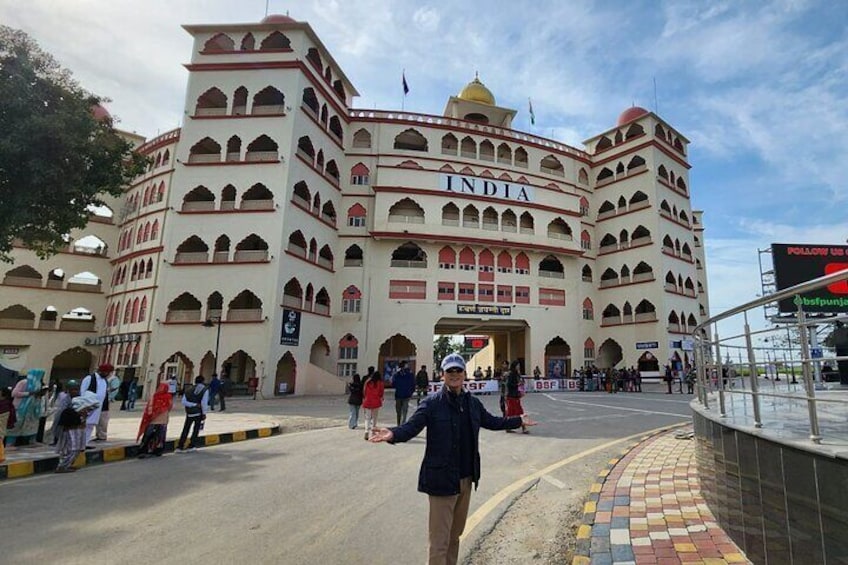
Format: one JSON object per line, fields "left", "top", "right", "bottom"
{"left": 0, "top": 363, "right": 235, "bottom": 471}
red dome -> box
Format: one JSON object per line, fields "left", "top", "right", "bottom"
{"left": 91, "top": 104, "right": 111, "bottom": 121}
{"left": 261, "top": 14, "right": 296, "bottom": 24}
{"left": 617, "top": 106, "right": 648, "bottom": 126}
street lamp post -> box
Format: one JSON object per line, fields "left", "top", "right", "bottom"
{"left": 203, "top": 317, "right": 222, "bottom": 376}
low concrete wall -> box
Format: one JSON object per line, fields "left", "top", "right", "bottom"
{"left": 299, "top": 362, "right": 346, "bottom": 395}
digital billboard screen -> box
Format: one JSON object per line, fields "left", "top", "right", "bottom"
{"left": 771, "top": 243, "right": 848, "bottom": 313}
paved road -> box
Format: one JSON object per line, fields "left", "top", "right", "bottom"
{"left": 1, "top": 388, "right": 693, "bottom": 564}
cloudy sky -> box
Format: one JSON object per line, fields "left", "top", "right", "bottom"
{"left": 4, "top": 0, "right": 847, "bottom": 336}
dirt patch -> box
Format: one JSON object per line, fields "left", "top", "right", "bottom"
{"left": 465, "top": 447, "right": 622, "bottom": 565}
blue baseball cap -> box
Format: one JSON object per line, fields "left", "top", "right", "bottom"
{"left": 441, "top": 354, "right": 466, "bottom": 372}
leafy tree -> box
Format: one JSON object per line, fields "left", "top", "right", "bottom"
{"left": 433, "top": 335, "right": 461, "bottom": 367}
{"left": 0, "top": 26, "right": 147, "bottom": 262}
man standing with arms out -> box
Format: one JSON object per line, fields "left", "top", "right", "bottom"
{"left": 415, "top": 364, "right": 429, "bottom": 405}
{"left": 392, "top": 360, "right": 415, "bottom": 426}
{"left": 79, "top": 364, "right": 110, "bottom": 447}
{"left": 370, "top": 354, "right": 536, "bottom": 565}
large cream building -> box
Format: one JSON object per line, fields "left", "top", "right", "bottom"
{"left": 0, "top": 14, "right": 709, "bottom": 396}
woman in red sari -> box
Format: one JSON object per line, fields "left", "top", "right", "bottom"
{"left": 136, "top": 382, "right": 173, "bottom": 458}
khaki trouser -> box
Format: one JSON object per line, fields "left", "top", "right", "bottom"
{"left": 428, "top": 477, "right": 472, "bottom": 565}
{"left": 96, "top": 411, "right": 110, "bottom": 440}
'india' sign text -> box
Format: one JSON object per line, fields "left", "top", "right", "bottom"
{"left": 440, "top": 174, "right": 534, "bottom": 203}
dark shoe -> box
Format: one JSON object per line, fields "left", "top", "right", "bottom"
{"left": 505, "top": 429, "right": 515, "bottom": 433}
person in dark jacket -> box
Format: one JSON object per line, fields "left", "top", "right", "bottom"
{"left": 415, "top": 365, "right": 429, "bottom": 405}
{"left": 392, "top": 360, "right": 415, "bottom": 425}
{"left": 347, "top": 373, "right": 363, "bottom": 429}
{"left": 370, "top": 353, "right": 536, "bottom": 565}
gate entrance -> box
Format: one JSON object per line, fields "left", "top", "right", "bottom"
{"left": 434, "top": 317, "right": 529, "bottom": 377}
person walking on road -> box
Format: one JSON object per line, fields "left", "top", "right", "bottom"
{"left": 415, "top": 365, "right": 429, "bottom": 405}
{"left": 362, "top": 367, "right": 384, "bottom": 440}
{"left": 369, "top": 353, "right": 536, "bottom": 565}
{"left": 177, "top": 376, "right": 209, "bottom": 452}
{"left": 504, "top": 362, "right": 529, "bottom": 434}
{"left": 664, "top": 365, "right": 673, "bottom": 394}
{"left": 347, "top": 373, "right": 363, "bottom": 429}
{"left": 208, "top": 374, "right": 221, "bottom": 411}
{"left": 219, "top": 375, "right": 231, "bottom": 411}
{"left": 392, "top": 360, "right": 415, "bottom": 426}
{"left": 137, "top": 382, "right": 173, "bottom": 458}
{"left": 127, "top": 377, "right": 138, "bottom": 410}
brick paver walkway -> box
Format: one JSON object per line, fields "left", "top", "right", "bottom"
{"left": 575, "top": 428, "right": 751, "bottom": 565}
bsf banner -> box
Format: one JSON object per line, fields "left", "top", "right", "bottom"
{"left": 427, "top": 380, "right": 499, "bottom": 395}
{"left": 523, "top": 379, "right": 580, "bottom": 392}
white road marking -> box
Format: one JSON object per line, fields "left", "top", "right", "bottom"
{"left": 542, "top": 397, "right": 691, "bottom": 419}
{"left": 540, "top": 474, "right": 566, "bottom": 489}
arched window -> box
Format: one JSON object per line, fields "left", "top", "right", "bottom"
{"left": 391, "top": 242, "right": 427, "bottom": 267}
{"left": 497, "top": 251, "right": 512, "bottom": 273}
{"left": 438, "top": 246, "right": 456, "bottom": 269}
{"left": 627, "top": 155, "right": 646, "bottom": 171}
{"left": 462, "top": 204, "right": 479, "bottom": 228}
{"left": 282, "top": 278, "right": 303, "bottom": 308}
{"left": 139, "top": 297, "right": 147, "bottom": 322}
{"left": 514, "top": 147, "right": 528, "bottom": 167}
{"left": 388, "top": 198, "right": 425, "bottom": 223}
{"left": 151, "top": 220, "right": 159, "bottom": 240}
{"left": 581, "top": 230, "right": 591, "bottom": 250}
{"left": 350, "top": 163, "right": 370, "bottom": 185}
{"left": 246, "top": 135, "right": 279, "bottom": 161}
{"left": 342, "top": 287, "right": 362, "bottom": 313}
{"left": 188, "top": 137, "right": 221, "bottom": 164}
{"left": 329, "top": 116, "right": 343, "bottom": 142}
{"left": 301, "top": 87, "right": 319, "bottom": 115}
{"left": 596, "top": 136, "right": 612, "bottom": 151}
{"left": 582, "top": 298, "right": 594, "bottom": 320}
{"left": 597, "top": 167, "right": 614, "bottom": 183}
{"left": 232, "top": 86, "right": 248, "bottom": 115}
{"left": 344, "top": 245, "right": 364, "bottom": 267}
{"left": 260, "top": 31, "right": 291, "bottom": 50}
{"left": 195, "top": 87, "right": 227, "bottom": 116}
{"left": 203, "top": 33, "right": 234, "bottom": 52}
{"left": 325, "top": 160, "right": 340, "bottom": 182}
{"left": 497, "top": 143, "right": 512, "bottom": 164}
{"left": 519, "top": 212, "right": 534, "bottom": 233}
{"left": 347, "top": 203, "right": 367, "bottom": 227}
{"left": 240, "top": 33, "right": 255, "bottom": 51}
{"left": 539, "top": 255, "right": 564, "bottom": 277}
{"left": 515, "top": 252, "right": 530, "bottom": 274}
{"left": 131, "top": 298, "right": 140, "bottom": 323}
{"left": 442, "top": 203, "right": 460, "bottom": 226}
{"left": 540, "top": 155, "right": 564, "bottom": 176}
{"left": 581, "top": 264, "right": 592, "bottom": 282}
{"left": 394, "top": 129, "right": 428, "bottom": 151}
{"left": 458, "top": 247, "right": 476, "bottom": 271}
{"left": 352, "top": 128, "right": 371, "bottom": 148}
{"left": 479, "top": 140, "right": 495, "bottom": 161}
{"left": 252, "top": 86, "right": 285, "bottom": 115}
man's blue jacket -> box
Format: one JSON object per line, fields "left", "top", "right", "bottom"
{"left": 389, "top": 385, "right": 522, "bottom": 496}
{"left": 392, "top": 368, "right": 416, "bottom": 400}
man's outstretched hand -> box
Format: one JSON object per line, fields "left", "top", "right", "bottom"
{"left": 368, "top": 427, "right": 394, "bottom": 443}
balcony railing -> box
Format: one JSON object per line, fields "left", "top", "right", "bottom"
{"left": 187, "top": 153, "right": 220, "bottom": 164}
{"left": 3, "top": 276, "right": 42, "bottom": 287}
{"left": 227, "top": 308, "right": 262, "bottom": 322}
{"left": 388, "top": 214, "right": 425, "bottom": 224}
{"left": 538, "top": 270, "right": 565, "bottom": 279}
{"left": 282, "top": 295, "right": 302, "bottom": 309}
{"left": 0, "top": 318, "right": 34, "bottom": 329}
{"left": 182, "top": 201, "right": 215, "bottom": 212}
{"left": 174, "top": 252, "right": 209, "bottom": 264}
{"left": 241, "top": 199, "right": 274, "bottom": 211}
{"left": 166, "top": 310, "right": 202, "bottom": 322}
{"left": 234, "top": 250, "right": 269, "bottom": 262}
{"left": 390, "top": 260, "right": 427, "bottom": 268}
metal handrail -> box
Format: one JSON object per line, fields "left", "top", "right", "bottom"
{"left": 693, "top": 267, "right": 848, "bottom": 444}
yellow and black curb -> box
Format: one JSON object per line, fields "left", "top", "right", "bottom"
{"left": 570, "top": 425, "right": 686, "bottom": 565}
{"left": 0, "top": 425, "right": 280, "bottom": 481}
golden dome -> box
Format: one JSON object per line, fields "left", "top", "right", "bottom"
{"left": 458, "top": 75, "right": 495, "bottom": 106}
